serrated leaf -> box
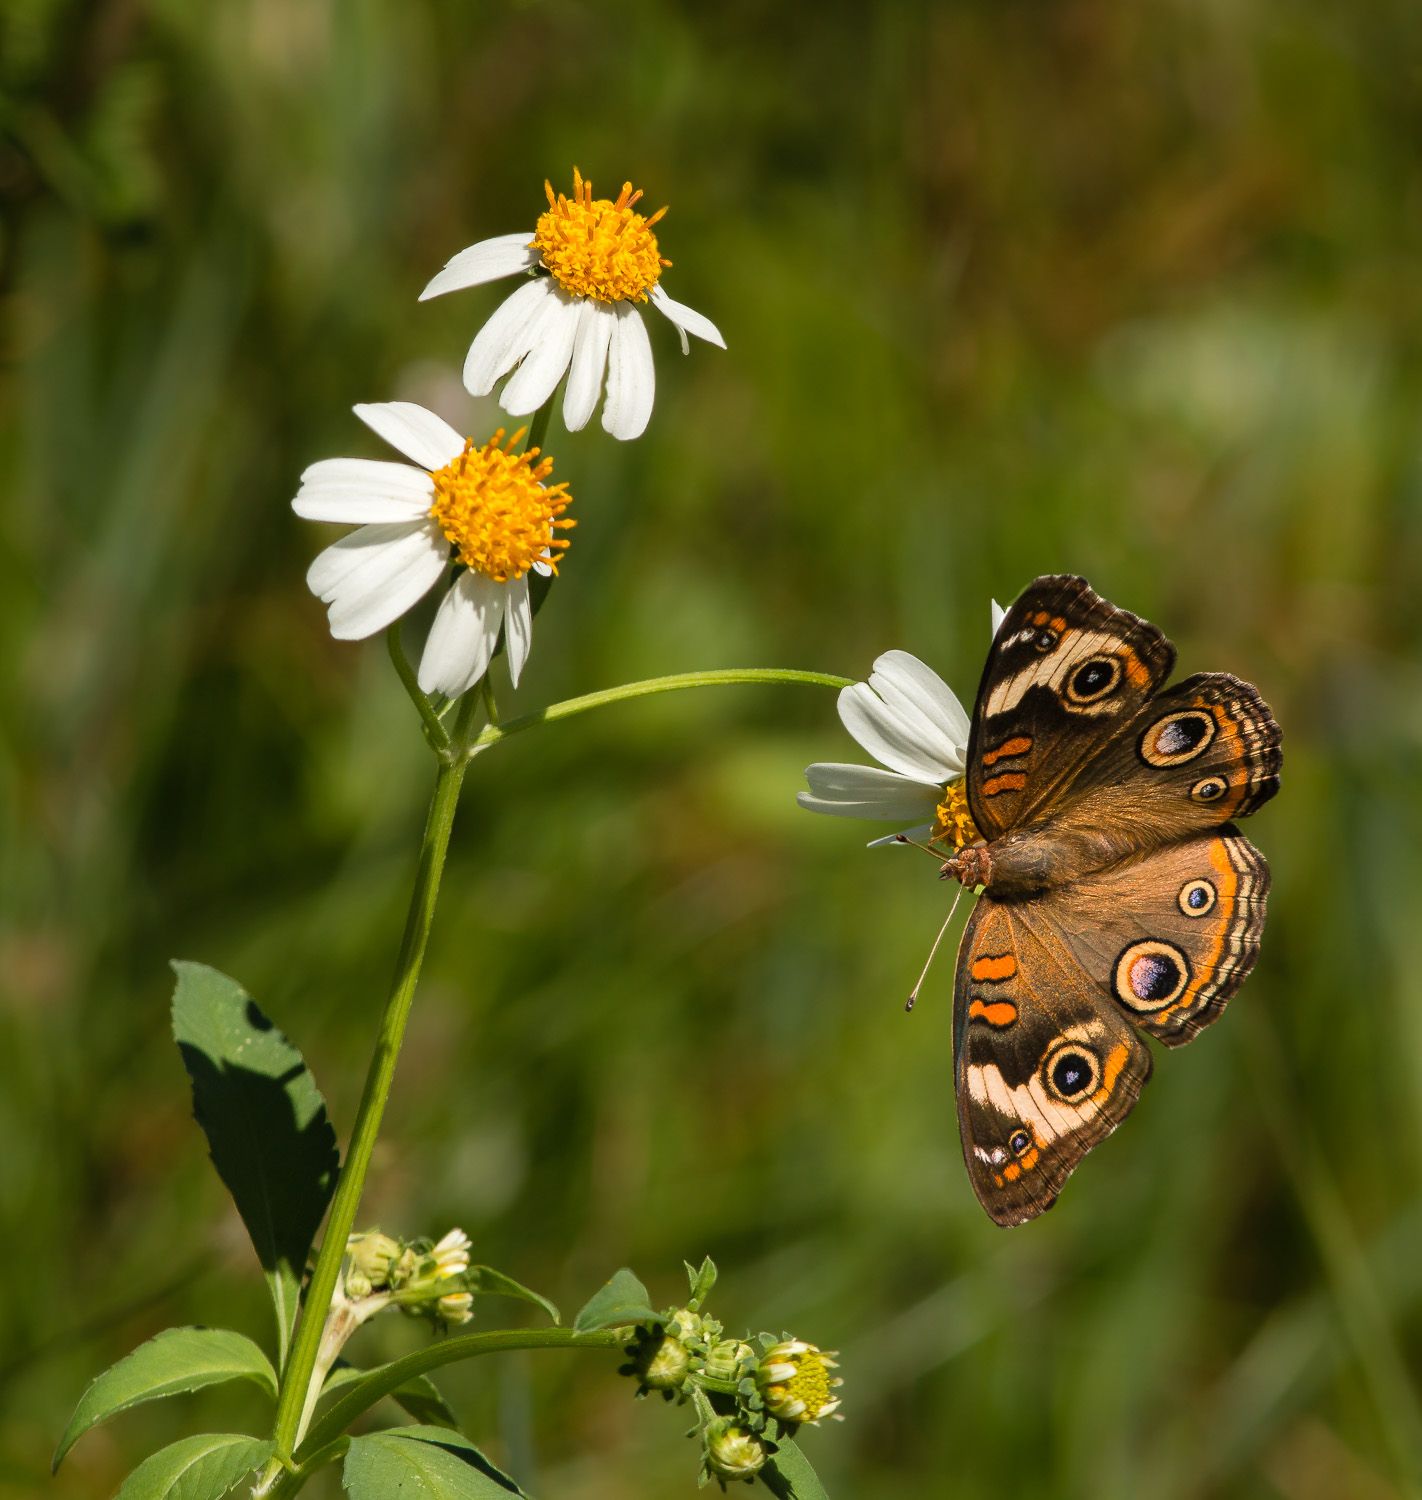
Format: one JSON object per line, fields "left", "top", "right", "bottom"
{"left": 343, "top": 1427, "right": 525, "bottom": 1498}
{"left": 112, "top": 1434, "right": 273, "bottom": 1500}
{"left": 761, "top": 1439, "right": 830, "bottom": 1500}
{"left": 467, "top": 1266, "right": 559, "bottom": 1324}
{"left": 572, "top": 1268, "right": 660, "bottom": 1333}
{"left": 171, "top": 961, "right": 339, "bottom": 1365}
{"left": 323, "top": 1363, "right": 462, "bottom": 1431}
{"left": 53, "top": 1328, "right": 276, "bottom": 1470}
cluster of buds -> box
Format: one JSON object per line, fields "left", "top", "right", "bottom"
{"left": 618, "top": 1258, "right": 843, "bottom": 1490}
{"left": 344, "top": 1226, "right": 474, "bottom": 1325}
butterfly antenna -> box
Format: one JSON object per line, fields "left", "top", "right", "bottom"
{"left": 906, "top": 883, "right": 966, "bottom": 1012}
{"left": 893, "top": 832, "right": 948, "bottom": 859}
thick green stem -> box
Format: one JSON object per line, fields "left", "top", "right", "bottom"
{"left": 469, "top": 668, "right": 852, "bottom": 759}
{"left": 297, "top": 1328, "right": 624, "bottom": 1463}
{"left": 271, "top": 758, "right": 468, "bottom": 1458}
{"left": 523, "top": 393, "right": 555, "bottom": 455}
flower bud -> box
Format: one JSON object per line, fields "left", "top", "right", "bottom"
{"left": 346, "top": 1231, "right": 401, "bottom": 1293}
{"left": 702, "top": 1338, "right": 754, "bottom": 1383}
{"left": 633, "top": 1327, "right": 692, "bottom": 1391}
{"left": 431, "top": 1228, "right": 472, "bottom": 1281}
{"left": 437, "top": 1291, "right": 474, "bottom": 1325}
{"left": 703, "top": 1421, "right": 765, "bottom": 1483}
{"left": 755, "top": 1340, "right": 843, "bottom": 1425}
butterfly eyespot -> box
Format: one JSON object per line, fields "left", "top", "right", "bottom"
{"left": 1191, "top": 776, "right": 1229, "bottom": 803}
{"left": 1033, "top": 628, "right": 1060, "bottom": 651}
{"left": 1140, "top": 710, "right": 1216, "bottom": 766}
{"left": 1113, "top": 940, "right": 1192, "bottom": 1012}
{"left": 1042, "top": 1042, "right": 1101, "bottom": 1102}
{"left": 1065, "top": 654, "right": 1122, "bottom": 704}
{"left": 1179, "top": 879, "right": 1216, "bottom": 916}
{"left": 1008, "top": 1129, "right": 1032, "bottom": 1156}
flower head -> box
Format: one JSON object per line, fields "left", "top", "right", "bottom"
{"left": 798, "top": 649, "right": 975, "bottom": 848}
{"left": 419, "top": 168, "right": 725, "bottom": 441}
{"left": 294, "top": 402, "right": 574, "bottom": 696}
{"left": 754, "top": 1340, "right": 842, "bottom": 1426}
{"left": 702, "top": 1421, "right": 766, "bottom": 1486}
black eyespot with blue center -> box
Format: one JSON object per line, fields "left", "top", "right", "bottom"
{"left": 1065, "top": 654, "right": 1122, "bottom": 704}
{"left": 1179, "top": 879, "right": 1216, "bottom": 916}
{"left": 1009, "top": 1129, "right": 1032, "bottom": 1156}
{"left": 1043, "top": 1042, "right": 1102, "bottom": 1102}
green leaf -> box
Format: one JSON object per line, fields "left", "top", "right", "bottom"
{"left": 112, "top": 1434, "right": 273, "bottom": 1500}
{"left": 53, "top": 1327, "right": 277, "bottom": 1470}
{"left": 467, "top": 1266, "right": 560, "bottom": 1324}
{"left": 170, "top": 961, "right": 339, "bottom": 1365}
{"left": 572, "top": 1268, "right": 660, "bottom": 1333}
{"left": 684, "top": 1255, "right": 717, "bottom": 1311}
{"left": 761, "top": 1439, "right": 830, "bottom": 1500}
{"left": 343, "top": 1427, "right": 525, "bottom": 1497}
{"left": 322, "top": 1363, "right": 462, "bottom": 1431}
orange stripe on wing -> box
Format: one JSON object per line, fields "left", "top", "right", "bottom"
{"left": 982, "top": 736, "right": 1032, "bottom": 766}
{"left": 968, "top": 999, "right": 1018, "bottom": 1027}
{"left": 982, "top": 773, "right": 1027, "bottom": 796}
{"left": 971, "top": 954, "right": 1017, "bottom": 982}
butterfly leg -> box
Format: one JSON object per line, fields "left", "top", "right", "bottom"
{"left": 943, "top": 843, "right": 994, "bottom": 888}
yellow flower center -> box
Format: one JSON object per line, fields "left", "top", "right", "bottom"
{"left": 771, "top": 1350, "right": 835, "bottom": 1421}
{"left": 932, "top": 782, "right": 980, "bottom": 851}
{"left": 428, "top": 430, "right": 573, "bottom": 584}
{"left": 532, "top": 168, "right": 671, "bottom": 304}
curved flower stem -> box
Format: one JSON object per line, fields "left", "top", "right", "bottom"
{"left": 524, "top": 393, "right": 555, "bottom": 456}
{"left": 387, "top": 624, "right": 451, "bottom": 757}
{"left": 296, "top": 1328, "right": 624, "bottom": 1465}
{"left": 271, "top": 754, "right": 469, "bottom": 1458}
{"left": 469, "top": 668, "right": 853, "bottom": 760}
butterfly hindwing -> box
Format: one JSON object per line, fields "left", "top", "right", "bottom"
{"left": 967, "top": 576, "right": 1175, "bottom": 841}
{"left": 1051, "top": 827, "right": 1271, "bottom": 1047}
{"left": 953, "top": 893, "right": 1154, "bottom": 1226}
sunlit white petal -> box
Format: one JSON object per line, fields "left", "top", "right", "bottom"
{"left": 293, "top": 459, "right": 434, "bottom": 523}
{"left": 991, "top": 599, "right": 1006, "bottom": 637}
{"left": 562, "top": 299, "right": 616, "bottom": 431}
{"left": 798, "top": 762, "right": 942, "bottom": 821}
{"left": 837, "top": 681, "right": 961, "bottom": 783}
{"left": 463, "top": 279, "right": 554, "bottom": 397}
{"left": 601, "top": 303, "right": 655, "bottom": 440}
{"left": 418, "top": 569, "right": 505, "bottom": 697}
{"left": 307, "top": 520, "right": 448, "bottom": 641}
{"left": 419, "top": 233, "right": 538, "bottom": 301}
{"left": 500, "top": 284, "right": 581, "bottom": 415}
{"left": 649, "top": 284, "right": 726, "bottom": 349}
{"left": 354, "top": 402, "right": 465, "bottom": 472}
{"left": 867, "top": 651, "right": 970, "bottom": 766}
{"left": 504, "top": 573, "right": 533, "bottom": 687}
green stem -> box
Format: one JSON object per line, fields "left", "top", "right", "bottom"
{"left": 271, "top": 757, "right": 469, "bottom": 1458}
{"left": 469, "top": 668, "right": 852, "bottom": 759}
{"left": 386, "top": 624, "right": 451, "bottom": 758}
{"left": 523, "top": 393, "right": 555, "bottom": 455}
{"left": 297, "top": 1328, "right": 624, "bottom": 1463}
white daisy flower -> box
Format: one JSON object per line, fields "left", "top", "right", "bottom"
{"left": 797, "top": 649, "right": 975, "bottom": 849}
{"left": 293, "top": 401, "right": 573, "bottom": 697}
{"left": 419, "top": 168, "right": 725, "bottom": 442}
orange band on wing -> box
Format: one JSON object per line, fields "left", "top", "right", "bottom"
{"left": 982, "top": 737, "right": 1032, "bottom": 766}
{"left": 968, "top": 999, "right": 1018, "bottom": 1028}
{"left": 971, "top": 954, "right": 1017, "bottom": 982}
{"left": 982, "top": 773, "right": 1027, "bottom": 796}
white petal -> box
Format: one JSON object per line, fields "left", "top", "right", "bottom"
{"left": 417, "top": 570, "right": 505, "bottom": 697}
{"left": 868, "top": 651, "right": 970, "bottom": 760}
{"left": 353, "top": 402, "right": 466, "bottom": 472}
{"left": 504, "top": 573, "right": 533, "bottom": 687}
{"left": 991, "top": 599, "right": 1007, "bottom": 637}
{"left": 306, "top": 520, "right": 448, "bottom": 640}
{"left": 601, "top": 303, "right": 655, "bottom": 440}
{"left": 499, "top": 285, "right": 580, "bottom": 415}
{"left": 293, "top": 459, "right": 434, "bottom": 523}
{"left": 562, "top": 299, "right": 616, "bottom": 431}
{"left": 837, "top": 680, "right": 963, "bottom": 782}
{"left": 463, "top": 279, "right": 554, "bottom": 397}
{"left": 798, "top": 762, "right": 943, "bottom": 820}
{"left": 649, "top": 284, "right": 726, "bottom": 349}
{"left": 867, "top": 823, "right": 935, "bottom": 847}
{"left": 419, "top": 233, "right": 538, "bottom": 301}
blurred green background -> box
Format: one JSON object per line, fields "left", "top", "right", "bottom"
{"left": 4, "top": 1, "right": 1422, "bottom": 1496}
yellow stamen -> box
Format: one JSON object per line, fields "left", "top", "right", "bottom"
{"left": 428, "top": 430, "right": 574, "bottom": 585}
{"left": 932, "top": 782, "right": 980, "bottom": 851}
{"left": 532, "top": 168, "right": 669, "bottom": 304}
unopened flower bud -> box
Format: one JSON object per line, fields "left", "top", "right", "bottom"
{"left": 704, "top": 1421, "right": 765, "bottom": 1483}
{"left": 431, "top": 1228, "right": 471, "bottom": 1280}
{"left": 702, "top": 1338, "right": 754, "bottom": 1383}
{"left": 755, "top": 1340, "right": 843, "bottom": 1425}
{"left": 437, "top": 1291, "right": 474, "bottom": 1324}
{"left": 635, "top": 1328, "right": 692, "bottom": 1390}
{"left": 346, "top": 1231, "right": 401, "bottom": 1293}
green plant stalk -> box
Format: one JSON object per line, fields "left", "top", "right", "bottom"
{"left": 270, "top": 753, "right": 470, "bottom": 1458}
{"left": 469, "top": 669, "right": 853, "bottom": 759}
{"left": 296, "top": 1328, "right": 624, "bottom": 1468}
